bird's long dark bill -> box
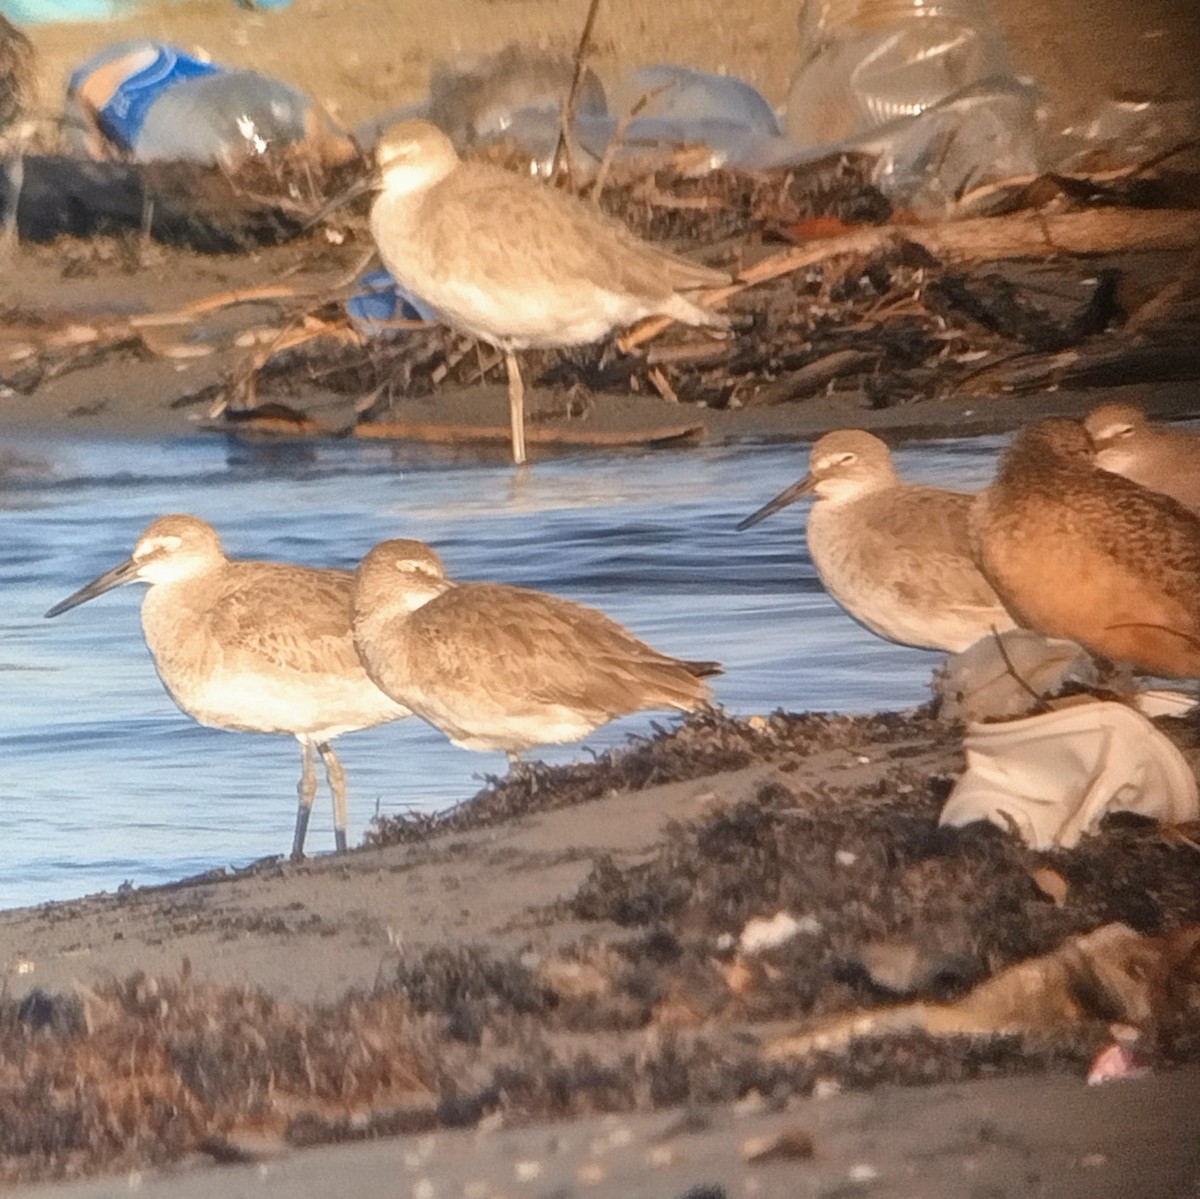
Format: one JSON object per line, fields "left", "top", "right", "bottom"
{"left": 735, "top": 475, "right": 816, "bottom": 531}
{"left": 45, "top": 557, "right": 140, "bottom": 618}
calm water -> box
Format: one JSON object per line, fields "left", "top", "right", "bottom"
{"left": 0, "top": 432, "right": 1004, "bottom": 909}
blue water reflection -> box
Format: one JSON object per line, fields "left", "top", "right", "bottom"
{"left": 0, "top": 431, "right": 1004, "bottom": 908}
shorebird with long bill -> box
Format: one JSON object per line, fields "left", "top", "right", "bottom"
{"left": 45, "top": 515, "right": 410, "bottom": 859}
{"left": 368, "top": 119, "right": 731, "bottom": 465}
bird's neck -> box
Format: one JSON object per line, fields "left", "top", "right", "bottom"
{"left": 377, "top": 157, "right": 455, "bottom": 199}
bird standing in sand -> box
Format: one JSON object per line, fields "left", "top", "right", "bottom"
{"left": 737, "top": 430, "right": 1016, "bottom": 653}
{"left": 45, "top": 515, "right": 410, "bottom": 858}
{"left": 368, "top": 119, "right": 730, "bottom": 465}
{"left": 352, "top": 538, "right": 720, "bottom": 765}
{"left": 1083, "top": 402, "right": 1200, "bottom": 516}
{"left": 972, "top": 417, "right": 1200, "bottom": 678}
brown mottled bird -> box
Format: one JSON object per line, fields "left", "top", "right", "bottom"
{"left": 369, "top": 119, "right": 730, "bottom": 465}
{"left": 353, "top": 538, "right": 719, "bottom": 763}
{"left": 737, "top": 430, "right": 1015, "bottom": 653}
{"left": 972, "top": 418, "right": 1200, "bottom": 678}
{"left": 0, "top": 14, "right": 34, "bottom": 132}
{"left": 1084, "top": 402, "right": 1200, "bottom": 517}
{"left": 45, "top": 515, "right": 410, "bottom": 858}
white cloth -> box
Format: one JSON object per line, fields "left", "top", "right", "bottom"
{"left": 940, "top": 701, "right": 1199, "bottom": 849}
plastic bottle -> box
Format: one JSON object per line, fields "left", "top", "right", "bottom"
{"left": 785, "top": 0, "right": 1014, "bottom": 144}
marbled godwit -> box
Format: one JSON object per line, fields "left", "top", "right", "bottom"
{"left": 352, "top": 538, "right": 719, "bottom": 763}
{"left": 737, "top": 430, "right": 1016, "bottom": 653}
{"left": 1083, "top": 402, "right": 1200, "bottom": 516}
{"left": 368, "top": 119, "right": 730, "bottom": 465}
{"left": 45, "top": 515, "right": 409, "bottom": 858}
{"left": 972, "top": 417, "right": 1200, "bottom": 678}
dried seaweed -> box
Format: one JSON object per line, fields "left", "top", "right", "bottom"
{"left": 0, "top": 708, "right": 1197, "bottom": 1182}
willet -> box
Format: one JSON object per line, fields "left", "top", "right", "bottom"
{"left": 45, "top": 515, "right": 409, "bottom": 858}
{"left": 1083, "top": 402, "right": 1200, "bottom": 516}
{"left": 972, "top": 417, "right": 1200, "bottom": 678}
{"left": 737, "top": 430, "right": 1016, "bottom": 653}
{"left": 352, "top": 538, "right": 720, "bottom": 764}
{"left": 368, "top": 119, "right": 730, "bottom": 465}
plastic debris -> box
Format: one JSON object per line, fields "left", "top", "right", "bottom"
{"left": 1054, "top": 97, "right": 1200, "bottom": 174}
{"left": 346, "top": 269, "right": 438, "bottom": 336}
{"left": 66, "top": 40, "right": 355, "bottom": 168}
{"left": 939, "top": 701, "right": 1199, "bottom": 850}
{"left": 785, "top": 0, "right": 1015, "bottom": 145}
{"left": 933, "top": 628, "right": 1098, "bottom": 723}
{"left": 782, "top": 0, "right": 1039, "bottom": 207}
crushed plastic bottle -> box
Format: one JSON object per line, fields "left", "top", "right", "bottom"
{"left": 785, "top": 0, "right": 1015, "bottom": 144}
{"left": 66, "top": 40, "right": 355, "bottom": 168}
{"left": 1053, "top": 97, "right": 1200, "bottom": 173}
{"left": 608, "top": 65, "right": 780, "bottom": 137}
{"left": 421, "top": 60, "right": 788, "bottom": 180}
{"left": 781, "top": 0, "right": 1038, "bottom": 208}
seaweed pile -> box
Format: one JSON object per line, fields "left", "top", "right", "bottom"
{"left": 198, "top": 153, "right": 1200, "bottom": 429}
{"left": 2, "top": 708, "right": 1198, "bottom": 1183}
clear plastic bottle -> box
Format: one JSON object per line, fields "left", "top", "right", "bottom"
{"left": 785, "top": 0, "right": 1014, "bottom": 144}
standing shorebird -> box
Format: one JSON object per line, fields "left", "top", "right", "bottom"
{"left": 352, "top": 538, "right": 720, "bottom": 765}
{"left": 1083, "top": 402, "right": 1200, "bottom": 516}
{"left": 45, "top": 515, "right": 410, "bottom": 858}
{"left": 368, "top": 119, "right": 731, "bottom": 465}
{"left": 737, "top": 430, "right": 1016, "bottom": 653}
{"left": 972, "top": 417, "right": 1200, "bottom": 678}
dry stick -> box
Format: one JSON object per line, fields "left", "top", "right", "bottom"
{"left": 1125, "top": 243, "right": 1200, "bottom": 336}
{"left": 619, "top": 207, "right": 1200, "bottom": 352}
{"left": 589, "top": 82, "right": 675, "bottom": 204}
{"left": 989, "top": 626, "right": 1051, "bottom": 714}
{"left": 552, "top": 0, "right": 603, "bottom": 189}
{"left": 355, "top": 419, "right": 704, "bottom": 447}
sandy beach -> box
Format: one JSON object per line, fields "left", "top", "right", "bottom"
{"left": 2, "top": 0, "right": 1200, "bottom": 1192}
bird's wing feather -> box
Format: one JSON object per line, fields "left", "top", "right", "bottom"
{"left": 854, "top": 490, "right": 1008, "bottom": 614}
{"left": 418, "top": 168, "right": 728, "bottom": 304}
{"left": 404, "top": 583, "right": 708, "bottom": 714}
{"left": 205, "top": 562, "right": 363, "bottom": 676}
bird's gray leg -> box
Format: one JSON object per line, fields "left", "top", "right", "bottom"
{"left": 317, "top": 741, "right": 349, "bottom": 853}
{"left": 505, "top": 349, "right": 527, "bottom": 466}
{"left": 293, "top": 737, "right": 318, "bottom": 860}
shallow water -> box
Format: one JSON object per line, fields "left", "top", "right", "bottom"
{"left": 0, "top": 431, "right": 1004, "bottom": 909}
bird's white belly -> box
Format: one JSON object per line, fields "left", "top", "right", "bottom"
{"left": 167, "top": 668, "right": 403, "bottom": 740}
{"left": 371, "top": 203, "right": 651, "bottom": 348}
{"left": 401, "top": 682, "right": 598, "bottom": 753}
{"left": 810, "top": 523, "right": 1001, "bottom": 653}
{"left": 416, "top": 277, "right": 635, "bottom": 349}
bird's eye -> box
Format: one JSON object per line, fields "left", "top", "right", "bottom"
{"left": 135, "top": 535, "right": 182, "bottom": 559}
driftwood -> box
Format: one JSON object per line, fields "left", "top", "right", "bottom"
{"left": 621, "top": 208, "right": 1200, "bottom": 351}
{"left": 355, "top": 420, "right": 704, "bottom": 448}
{"left": 960, "top": 343, "right": 1200, "bottom": 396}
{"left": 6, "top": 147, "right": 1199, "bottom": 427}
{"left": 744, "top": 349, "right": 882, "bottom": 407}
{"left": 768, "top": 923, "right": 1200, "bottom": 1058}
